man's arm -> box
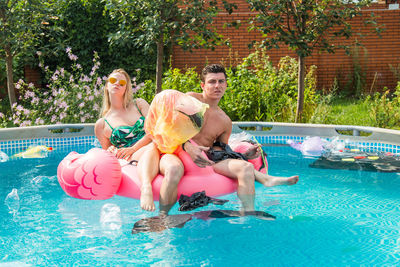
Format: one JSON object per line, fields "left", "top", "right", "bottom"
{"left": 217, "top": 119, "right": 232, "bottom": 144}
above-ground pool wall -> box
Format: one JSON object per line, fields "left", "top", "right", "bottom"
{"left": 0, "top": 124, "right": 95, "bottom": 141}
{"left": 233, "top": 122, "right": 400, "bottom": 153}
{"left": 1, "top": 122, "right": 400, "bottom": 154}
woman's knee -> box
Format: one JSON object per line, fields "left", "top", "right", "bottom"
{"left": 163, "top": 165, "right": 184, "bottom": 185}
{"left": 160, "top": 156, "right": 184, "bottom": 184}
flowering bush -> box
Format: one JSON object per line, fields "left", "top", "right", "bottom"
{"left": 0, "top": 48, "right": 144, "bottom": 127}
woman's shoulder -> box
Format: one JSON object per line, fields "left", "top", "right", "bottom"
{"left": 94, "top": 117, "right": 107, "bottom": 137}
{"left": 133, "top": 98, "right": 150, "bottom": 116}
{"left": 95, "top": 117, "right": 105, "bottom": 127}
{"left": 134, "top": 98, "right": 149, "bottom": 106}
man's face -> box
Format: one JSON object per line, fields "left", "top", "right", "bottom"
{"left": 201, "top": 72, "right": 227, "bottom": 100}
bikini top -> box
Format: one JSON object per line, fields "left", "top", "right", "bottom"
{"left": 104, "top": 101, "right": 146, "bottom": 148}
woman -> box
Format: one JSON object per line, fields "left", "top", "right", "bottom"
{"left": 95, "top": 69, "right": 159, "bottom": 212}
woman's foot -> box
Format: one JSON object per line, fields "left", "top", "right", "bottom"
{"left": 140, "top": 185, "right": 155, "bottom": 211}
{"left": 262, "top": 175, "right": 299, "bottom": 187}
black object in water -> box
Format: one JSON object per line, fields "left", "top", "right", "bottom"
{"left": 178, "top": 191, "right": 229, "bottom": 211}
{"left": 132, "top": 214, "right": 193, "bottom": 234}
{"left": 310, "top": 151, "right": 400, "bottom": 172}
{"left": 131, "top": 209, "right": 276, "bottom": 234}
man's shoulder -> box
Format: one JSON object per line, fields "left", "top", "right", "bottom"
{"left": 210, "top": 107, "right": 231, "bottom": 125}
{"left": 187, "top": 91, "right": 202, "bottom": 99}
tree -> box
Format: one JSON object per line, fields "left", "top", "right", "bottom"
{"left": 247, "top": 0, "right": 381, "bottom": 122}
{"left": 0, "top": 0, "right": 53, "bottom": 110}
{"left": 106, "top": 0, "right": 236, "bottom": 93}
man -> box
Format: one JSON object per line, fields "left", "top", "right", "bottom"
{"left": 183, "top": 64, "right": 298, "bottom": 211}
{"left": 159, "top": 64, "right": 298, "bottom": 214}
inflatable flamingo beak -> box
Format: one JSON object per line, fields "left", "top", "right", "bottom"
{"left": 175, "top": 95, "right": 209, "bottom": 128}
{"left": 175, "top": 95, "right": 209, "bottom": 116}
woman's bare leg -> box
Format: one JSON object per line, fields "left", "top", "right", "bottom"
{"left": 135, "top": 143, "right": 160, "bottom": 211}
{"left": 159, "top": 154, "right": 184, "bottom": 215}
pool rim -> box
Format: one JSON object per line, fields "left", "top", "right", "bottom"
{"left": 0, "top": 122, "right": 399, "bottom": 145}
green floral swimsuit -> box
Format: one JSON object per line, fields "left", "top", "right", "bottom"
{"left": 104, "top": 101, "right": 146, "bottom": 148}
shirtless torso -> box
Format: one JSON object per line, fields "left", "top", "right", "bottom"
{"left": 187, "top": 92, "right": 232, "bottom": 147}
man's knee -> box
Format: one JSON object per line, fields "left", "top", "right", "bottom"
{"left": 237, "top": 161, "right": 255, "bottom": 181}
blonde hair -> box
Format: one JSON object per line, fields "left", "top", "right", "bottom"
{"left": 100, "top": 68, "right": 133, "bottom": 117}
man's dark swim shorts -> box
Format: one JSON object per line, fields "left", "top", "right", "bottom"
{"left": 205, "top": 141, "right": 247, "bottom": 163}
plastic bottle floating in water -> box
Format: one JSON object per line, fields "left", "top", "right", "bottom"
{"left": 13, "top": 145, "right": 53, "bottom": 158}
{"left": 100, "top": 203, "right": 122, "bottom": 231}
{"left": 5, "top": 188, "right": 20, "bottom": 214}
{"left": 0, "top": 151, "right": 9, "bottom": 162}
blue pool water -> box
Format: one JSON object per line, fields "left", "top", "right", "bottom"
{"left": 1, "top": 143, "right": 400, "bottom": 265}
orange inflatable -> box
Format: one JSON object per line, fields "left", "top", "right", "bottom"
{"left": 145, "top": 89, "right": 208, "bottom": 154}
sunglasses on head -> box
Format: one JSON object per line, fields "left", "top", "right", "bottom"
{"left": 108, "top": 77, "right": 127, "bottom": 86}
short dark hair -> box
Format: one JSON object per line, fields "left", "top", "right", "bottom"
{"left": 201, "top": 64, "right": 227, "bottom": 82}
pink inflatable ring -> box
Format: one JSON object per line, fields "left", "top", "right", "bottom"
{"left": 57, "top": 142, "right": 267, "bottom": 200}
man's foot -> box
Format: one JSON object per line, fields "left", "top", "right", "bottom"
{"left": 263, "top": 175, "right": 299, "bottom": 187}
{"left": 140, "top": 185, "right": 155, "bottom": 211}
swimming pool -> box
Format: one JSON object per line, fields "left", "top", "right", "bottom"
{"left": 1, "top": 124, "right": 400, "bottom": 265}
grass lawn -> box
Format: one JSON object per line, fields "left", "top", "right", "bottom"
{"left": 328, "top": 98, "right": 373, "bottom": 126}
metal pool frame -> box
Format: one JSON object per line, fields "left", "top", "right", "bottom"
{"left": 0, "top": 122, "right": 399, "bottom": 153}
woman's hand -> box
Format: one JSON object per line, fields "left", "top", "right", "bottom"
{"left": 107, "top": 145, "right": 117, "bottom": 154}
{"left": 115, "top": 146, "right": 137, "bottom": 160}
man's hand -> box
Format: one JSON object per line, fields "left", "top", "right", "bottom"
{"left": 184, "top": 142, "right": 214, "bottom": 168}
{"left": 242, "top": 143, "right": 262, "bottom": 160}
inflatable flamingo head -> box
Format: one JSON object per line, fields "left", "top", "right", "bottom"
{"left": 57, "top": 148, "right": 122, "bottom": 200}
{"left": 145, "top": 89, "right": 209, "bottom": 154}
{"left": 230, "top": 141, "right": 268, "bottom": 173}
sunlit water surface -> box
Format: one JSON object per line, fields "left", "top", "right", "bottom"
{"left": 1, "top": 145, "right": 400, "bottom": 266}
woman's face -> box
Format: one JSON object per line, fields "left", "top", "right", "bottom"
{"left": 107, "top": 72, "right": 127, "bottom": 97}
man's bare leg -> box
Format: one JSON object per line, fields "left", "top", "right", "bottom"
{"left": 158, "top": 154, "right": 184, "bottom": 216}
{"left": 254, "top": 171, "right": 299, "bottom": 187}
{"left": 136, "top": 143, "right": 160, "bottom": 212}
{"left": 213, "top": 159, "right": 255, "bottom": 211}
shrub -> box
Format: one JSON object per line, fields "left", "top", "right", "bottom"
{"left": 221, "top": 48, "right": 319, "bottom": 122}
{"left": 367, "top": 83, "right": 400, "bottom": 129}
{"left": 135, "top": 67, "right": 201, "bottom": 104}
{"left": 0, "top": 48, "right": 144, "bottom": 127}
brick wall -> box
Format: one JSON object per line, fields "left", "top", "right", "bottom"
{"left": 171, "top": 2, "right": 400, "bottom": 92}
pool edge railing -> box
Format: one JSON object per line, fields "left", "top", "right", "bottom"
{"left": 233, "top": 122, "right": 400, "bottom": 146}
{"left": 0, "top": 122, "right": 400, "bottom": 145}
{"left": 0, "top": 123, "right": 95, "bottom": 141}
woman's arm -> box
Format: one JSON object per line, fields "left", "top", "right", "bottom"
{"left": 136, "top": 98, "right": 150, "bottom": 117}
{"left": 94, "top": 118, "right": 112, "bottom": 149}
{"left": 115, "top": 135, "right": 152, "bottom": 160}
